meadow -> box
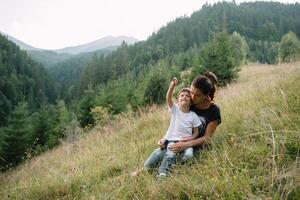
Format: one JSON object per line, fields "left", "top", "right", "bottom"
{"left": 0, "top": 62, "right": 299, "bottom": 199}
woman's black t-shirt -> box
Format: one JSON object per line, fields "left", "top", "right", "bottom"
{"left": 190, "top": 103, "right": 221, "bottom": 137}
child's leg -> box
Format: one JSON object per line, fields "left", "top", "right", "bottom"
{"left": 158, "top": 142, "right": 176, "bottom": 175}
{"left": 144, "top": 148, "right": 165, "bottom": 170}
{"left": 181, "top": 147, "right": 193, "bottom": 162}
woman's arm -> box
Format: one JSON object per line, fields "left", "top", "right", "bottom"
{"left": 169, "top": 120, "right": 219, "bottom": 152}
{"left": 180, "top": 127, "right": 199, "bottom": 142}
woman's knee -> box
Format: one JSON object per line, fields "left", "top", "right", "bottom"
{"left": 182, "top": 148, "right": 193, "bottom": 161}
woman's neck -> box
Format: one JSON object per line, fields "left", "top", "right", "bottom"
{"left": 195, "top": 100, "right": 212, "bottom": 110}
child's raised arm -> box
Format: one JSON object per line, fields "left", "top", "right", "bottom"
{"left": 166, "top": 77, "right": 178, "bottom": 108}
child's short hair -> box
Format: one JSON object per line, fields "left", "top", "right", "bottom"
{"left": 177, "top": 87, "right": 191, "bottom": 98}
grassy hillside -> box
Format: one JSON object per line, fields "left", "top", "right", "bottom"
{"left": 0, "top": 63, "right": 299, "bottom": 199}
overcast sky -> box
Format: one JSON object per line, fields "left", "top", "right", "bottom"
{"left": 0, "top": 0, "right": 298, "bottom": 50}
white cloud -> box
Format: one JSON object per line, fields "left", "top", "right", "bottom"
{"left": 11, "top": 20, "right": 21, "bottom": 31}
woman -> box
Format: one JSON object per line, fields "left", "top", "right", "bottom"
{"left": 131, "top": 71, "right": 221, "bottom": 176}
{"left": 169, "top": 71, "right": 221, "bottom": 153}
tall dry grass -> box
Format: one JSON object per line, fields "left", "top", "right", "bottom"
{"left": 0, "top": 62, "right": 299, "bottom": 199}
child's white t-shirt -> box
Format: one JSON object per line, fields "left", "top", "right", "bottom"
{"left": 164, "top": 104, "right": 202, "bottom": 141}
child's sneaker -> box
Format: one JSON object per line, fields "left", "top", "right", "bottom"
{"left": 156, "top": 172, "right": 167, "bottom": 180}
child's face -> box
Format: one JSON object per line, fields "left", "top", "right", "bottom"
{"left": 177, "top": 91, "right": 191, "bottom": 107}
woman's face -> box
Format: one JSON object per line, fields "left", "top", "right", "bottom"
{"left": 190, "top": 85, "right": 206, "bottom": 105}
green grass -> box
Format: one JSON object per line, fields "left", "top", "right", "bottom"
{"left": 0, "top": 63, "right": 299, "bottom": 199}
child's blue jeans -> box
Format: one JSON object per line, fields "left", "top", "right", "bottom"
{"left": 144, "top": 140, "right": 193, "bottom": 175}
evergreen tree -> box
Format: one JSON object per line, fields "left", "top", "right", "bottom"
{"left": 0, "top": 102, "right": 32, "bottom": 169}
{"left": 230, "top": 32, "right": 249, "bottom": 66}
{"left": 200, "top": 31, "right": 239, "bottom": 85}
{"left": 260, "top": 21, "right": 279, "bottom": 41}
{"left": 0, "top": 91, "right": 12, "bottom": 126}
{"left": 47, "top": 100, "right": 72, "bottom": 148}
{"left": 144, "top": 72, "right": 169, "bottom": 104}
{"left": 247, "top": 39, "right": 279, "bottom": 64}
{"left": 190, "top": 56, "right": 205, "bottom": 83}
{"left": 31, "top": 105, "right": 54, "bottom": 151}
{"left": 95, "top": 76, "right": 131, "bottom": 115}
{"left": 265, "top": 41, "right": 280, "bottom": 64}
{"left": 78, "top": 86, "right": 96, "bottom": 128}
{"left": 279, "top": 31, "right": 300, "bottom": 62}
{"left": 55, "top": 100, "right": 72, "bottom": 132}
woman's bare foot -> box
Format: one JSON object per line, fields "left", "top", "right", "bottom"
{"left": 130, "top": 168, "right": 143, "bottom": 176}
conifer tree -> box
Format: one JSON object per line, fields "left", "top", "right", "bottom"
{"left": 200, "top": 31, "right": 239, "bottom": 85}
{"left": 230, "top": 32, "right": 249, "bottom": 66}
{"left": 46, "top": 100, "right": 72, "bottom": 148}
{"left": 31, "top": 105, "right": 53, "bottom": 150}
{"left": 279, "top": 31, "right": 300, "bottom": 62}
{"left": 0, "top": 91, "right": 12, "bottom": 126}
{"left": 144, "top": 72, "right": 168, "bottom": 104}
{"left": 78, "top": 85, "right": 95, "bottom": 128}
{"left": 0, "top": 102, "right": 32, "bottom": 169}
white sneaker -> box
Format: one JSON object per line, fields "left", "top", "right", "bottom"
{"left": 157, "top": 172, "right": 167, "bottom": 179}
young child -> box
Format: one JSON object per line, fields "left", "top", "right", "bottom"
{"left": 131, "top": 77, "right": 201, "bottom": 178}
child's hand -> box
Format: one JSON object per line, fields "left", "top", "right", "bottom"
{"left": 157, "top": 138, "right": 166, "bottom": 149}
{"left": 170, "top": 77, "right": 178, "bottom": 87}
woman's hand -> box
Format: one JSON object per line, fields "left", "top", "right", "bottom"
{"left": 169, "top": 141, "right": 187, "bottom": 153}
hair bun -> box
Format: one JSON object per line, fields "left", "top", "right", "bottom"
{"left": 204, "top": 71, "right": 218, "bottom": 85}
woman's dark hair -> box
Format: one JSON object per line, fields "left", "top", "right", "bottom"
{"left": 192, "top": 71, "right": 219, "bottom": 100}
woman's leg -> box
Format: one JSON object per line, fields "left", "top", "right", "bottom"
{"left": 181, "top": 147, "right": 193, "bottom": 162}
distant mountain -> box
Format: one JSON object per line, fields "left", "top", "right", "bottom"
{"left": 1, "top": 32, "right": 138, "bottom": 55}
{"left": 28, "top": 45, "right": 119, "bottom": 69}
{"left": 0, "top": 32, "right": 42, "bottom": 51}
{"left": 54, "top": 36, "right": 138, "bottom": 54}
{"left": 0, "top": 32, "right": 138, "bottom": 68}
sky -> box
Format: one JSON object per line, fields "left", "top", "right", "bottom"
{"left": 0, "top": 0, "right": 299, "bottom": 50}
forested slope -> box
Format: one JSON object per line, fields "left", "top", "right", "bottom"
{"left": 0, "top": 62, "right": 299, "bottom": 199}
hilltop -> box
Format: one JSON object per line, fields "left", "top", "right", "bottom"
{"left": 0, "top": 62, "right": 299, "bottom": 199}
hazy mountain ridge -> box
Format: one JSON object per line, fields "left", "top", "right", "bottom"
{"left": 1, "top": 32, "right": 138, "bottom": 55}
{"left": 0, "top": 32, "right": 138, "bottom": 68}
{"left": 55, "top": 35, "right": 138, "bottom": 54}
{"left": 0, "top": 31, "right": 42, "bottom": 51}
